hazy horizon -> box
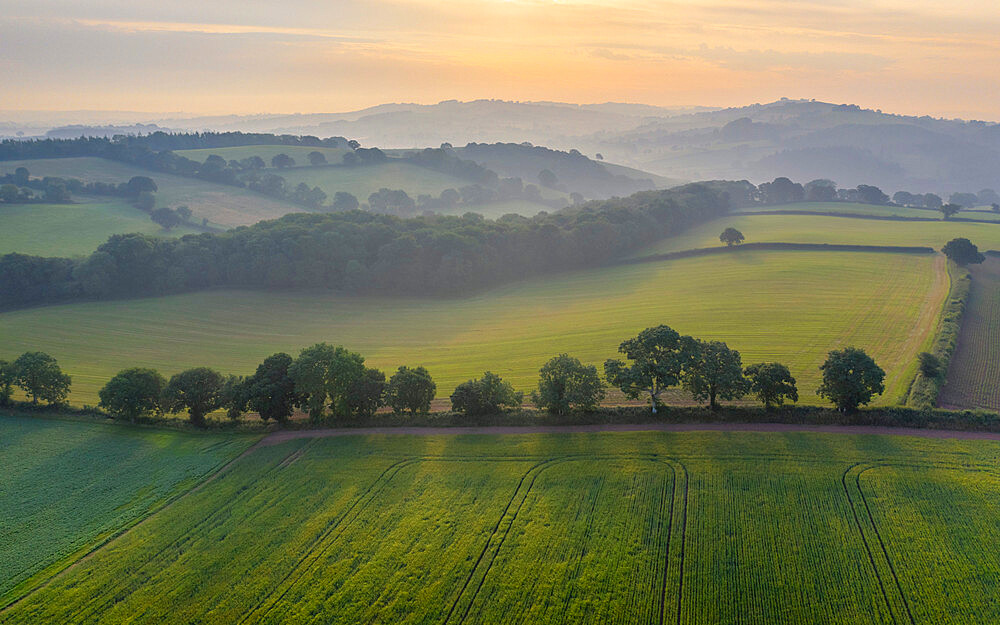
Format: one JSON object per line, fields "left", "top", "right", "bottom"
{"left": 3, "top": 1, "right": 1000, "bottom": 120}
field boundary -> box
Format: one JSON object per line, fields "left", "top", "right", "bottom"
{"left": 738, "top": 209, "right": 1000, "bottom": 225}
{"left": 905, "top": 261, "right": 971, "bottom": 408}
{"left": 619, "top": 241, "right": 934, "bottom": 266}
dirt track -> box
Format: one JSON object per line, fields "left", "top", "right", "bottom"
{"left": 260, "top": 422, "right": 1000, "bottom": 446}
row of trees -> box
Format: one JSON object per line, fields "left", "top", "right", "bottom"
{"left": 0, "top": 183, "right": 728, "bottom": 308}
{"left": 2, "top": 326, "right": 888, "bottom": 427}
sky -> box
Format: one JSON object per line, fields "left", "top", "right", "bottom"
{"left": 2, "top": 0, "right": 999, "bottom": 120}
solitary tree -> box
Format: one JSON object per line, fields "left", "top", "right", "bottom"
{"left": 817, "top": 348, "right": 885, "bottom": 412}
{"left": 450, "top": 372, "right": 522, "bottom": 416}
{"left": 0, "top": 360, "right": 14, "bottom": 406}
{"left": 682, "top": 340, "right": 749, "bottom": 409}
{"left": 744, "top": 362, "right": 798, "bottom": 409}
{"left": 532, "top": 354, "right": 605, "bottom": 414}
{"left": 271, "top": 153, "right": 296, "bottom": 169}
{"left": 307, "top": 151, "right": 328, "bottom": 166}
{"left": 719, "top": 227, "right": 745, "bottom": 247}
{"left": 12, "top": 352, "right": 71, "bottom": 405}
{"left": 13, "top": 166, "right": 29, "bottom": 186}
{"left": 386, "top": 366, "right": 436, "bottom": 415}
{"left": 942, "top": 237, "right": 986, "bottom": 266}
{"left": 165, "top": 367, "right": 224, "bottom": 427}
{"left": 604, "top": 325, "right": 696, "bottom": 413}
{"left": 245, "top": 352, "right": 301, "bottom": 423}
{"left": 992, "top": 203, "right": 1000, "bottom": 213}
{"left": 940, "top": 203, "right": 962, "bottom": 220}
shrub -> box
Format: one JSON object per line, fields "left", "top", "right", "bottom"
{"left": 451, "top": 372, "right": 522, "bottom": 416}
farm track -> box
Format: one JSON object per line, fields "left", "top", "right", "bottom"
{"left": 260, "top": 422, "right": 1000, "bottom": 445}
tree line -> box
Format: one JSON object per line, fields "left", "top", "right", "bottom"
{"left": 0, "top": 326, "right": 888, "bottom": 427}
{"left": 0, "top": 183, "right": 728, "bottom": 308}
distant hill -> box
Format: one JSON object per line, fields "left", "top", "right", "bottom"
{"left": 4, "top": 98, "right": 999, "bottom": 193}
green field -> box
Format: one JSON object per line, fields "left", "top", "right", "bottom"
{"left": 734, "top": 201, "right": 1000, "bottom": 222}
{"left": 0, "top": 414, "right": 254, "bottom": 605}
{"left": 0, "top": 199, "right": 202, "bottom": 257}
{"left": 632, "top": 213, "right": 1000, "bottom": 258}
{"left": 5, "top": 427, "right": 1000, "bottom": 623}
{"left": 174, "top": 145, "right": 350, "bottom": 166}
{"left": 940, "top": 256, "right": 1000, "bottom": 410}
{"left": 0, "top": 158, "right": 300, "bottom": 227}
{"left": 0, "top": 250, "right": 946, "bottom": 407}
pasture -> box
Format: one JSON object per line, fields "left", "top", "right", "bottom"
{"left": 733, "top": 201, "right": 1000, "bottom": 222}
{"left": 0, "top": 249, "right": 946, "bottom": 407}
{"left": 0, "top": 158, "right": 300, "bottom": 227}
{"left": 4, "top": 428, "right": 1000, "bottom": 624}
{"left": 0, "top": 199, "right": 201, "bottom": 257}
{"left": 939, "top": 256, "right": 1000, "bottom": 410}
{"left": 174, "top": 145, "right": 350, "bottom": 166}
{"left": 632, "top": 213, "right": 1000, "bottom": 258}
{"left": 0, "top": 414, "right": 254, "bottom": 605}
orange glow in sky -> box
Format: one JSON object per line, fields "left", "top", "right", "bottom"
{"left": 2, "top": 0, "right": 998, "bottom": 118}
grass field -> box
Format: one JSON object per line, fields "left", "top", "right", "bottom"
{"left": 734, "top": 201, "right": 1000, "bottom": 222}
{"left": 0, "top": 413, "right": 254, "bottom": 605}
{"left": 0, "top": 157, "right": 300, "bottom": 227}
{"left": 632, "top": 213, "right": 1000, "bottom": 258}
{"left": 174, "top": 145, "right": 350, "bottom": 166}
{"left": 5, "top": 428, "right": 1000, "bottom": 623}
{"left": 0, "top": 250, "right": 946, "bottom": 407}
{"left": 939, "top": 256, "right": 1000, "bottom": 410}
{"left": 0, "top": 199, "right": 202, "bottom": 257}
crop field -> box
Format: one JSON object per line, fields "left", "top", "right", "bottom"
{"left": 733, "top": 201, "right": 1000, "bottom": 223}
{"left": 174, "top": 145, "right": 350, "bottom": 165}
{"left": 633, "top": 213, "right": 1000, "bottom": 258}
{"left": 0, "top": 158, "right": 300, "bottom": 227}
{"left": 0, "top": 413, "right": 254, "bottom": 605}
{"left": 0, "top": 250, "right": 946, "bottom": 406}
{"left": 4, "top": 428, "right": 1000, "bottom": 624}
{"left": 0, "top": 199, "right": 202, "bottom": 257}
{"left": 939, "top": 256, "right": 1000, "bottom": 410}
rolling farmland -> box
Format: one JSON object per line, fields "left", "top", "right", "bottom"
{"left": 4, "top": 428, "right": 1000, "bottom": 624}
{"left": 174, "top": 145, "right": 350, "bottom": 165}
{"left": 0, "top": 199, "right": 201, "bottom": 257}
{"left": 632, "top": 213, "right": 1000, "bottom": 258}
{"left": 732, "top": 201, "right": 1000, "bottom": 222}
{"left": 0, "top": 250, "right": 946, "bottom": 407}
{"left": 0, "top": 414, "right": 254, "bottom": 605}
{"left": 0, "top": 158, "right": 301, "bottom": 227}
{"left": 939, "top": 256, "right": 1000, "bottom": 410}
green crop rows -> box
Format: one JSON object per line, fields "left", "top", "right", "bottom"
{"left": 940, "top": 256, "right": 1000, "bottom": 410}
{"left": 0, "top": 414, "right": 254, "bottom": 604}
{"left": 5, "top": 427, "right": 1000, "bottom": 624}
